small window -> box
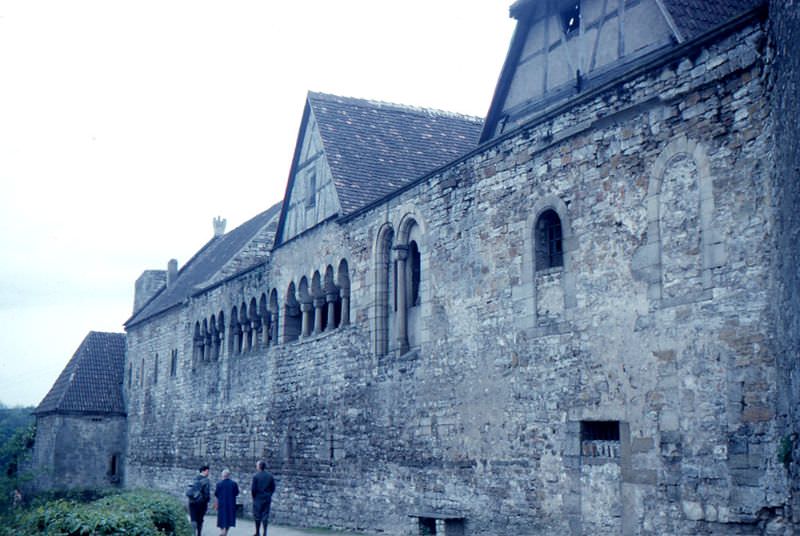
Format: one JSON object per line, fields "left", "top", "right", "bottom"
{"left": 581, "top": 421, "right": 620, "bottom": 441}
{"left": 153, "top": 354, "right": 158, "bottom": 384}
{"left": 170, "top": 349, "right": 178, "bottom": 377}
{"left": 561, "top": 2, "right": 580, "bottom": 36}
{"left": 581, "top": 420, "right": 620, "bottom": 459}
{"left": 306, "top": 172, "right": 317, "bottom": 208}
{"left": 536, "top": 210, "right": 564, "bottom": 270}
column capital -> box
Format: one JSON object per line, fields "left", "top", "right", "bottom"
{"left": 393, "top": 244, "right": 409, "bottom": 261}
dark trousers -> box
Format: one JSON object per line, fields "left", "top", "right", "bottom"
{"left": 253, "top": 498, "right": 272, "bottom": 535}
{"left": 189, "top": 501, "right": 208, "bottom": 536}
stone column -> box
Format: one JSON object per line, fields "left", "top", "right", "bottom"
{"left": 242, "top": 322, "right": 251, "bottom": 352}
{"left": 313, "top": 297, "right": 325, "bottom": 334}
{"left": 210, "top": 326, "right": 219, "bottom": 360}
{"left": 270, "top": 310, "right": 279, "bottom": 344}
{"left": 262, "top": 312, "right": 271, "bottom": 347}
{"left": 251, "top": 319, "right": 260, "bottom": 349}
{"left": 326, "top": 290, "right": 339, "bottom": 331}
{"left": 234, "top": 323, "right": 242, "bottom": 355}
{"left": 301, "top": 302, "right": 313, "bottom": 337}
{"left": 394, "top": 245, "right": 409, "bottom": 355}
{"left": 340, "top": 287, "right": 350, "bottom": 326}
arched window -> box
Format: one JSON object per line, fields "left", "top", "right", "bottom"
{"left": 216, "top": 311, "right": 225, "bottom": 359}
{"left": 408, "top": 240, "right": 421, "bottom": 307}
{"left": 202, "top": 318, "right": 210, "bottom": 360}
{"left": 259, "top": 293, "right": 270, "bottom": 347}
{"left": 193, "top": 321, "right": 203, "bottom": 362}
{"left": 337, "top": 259, "right": 351, "bottom": 327}
{"left": 284, "top": 283, "right": 302, "bottom": 343}
{"left": 324, "top": 265, "right": 340, "bottom": 331}
{"left": 535, "top": 209, "right": 563, "bottom": 270}
{"left": 229, "top": 306, "right": 239, "bottom": 355}
{"left": 249, "top": 298, "right": 259, "bottom": 350}
{"left": 269, "top": 289, "right": 280, "bottom": 345}
{"left": 239, "top": 302, "right": 249, "bottom": 353}
{"left": 311, "top": 271, "right": 325, "bottom": 335}
{"left": 374, "top": 225, "right": 395, "bottom": 357}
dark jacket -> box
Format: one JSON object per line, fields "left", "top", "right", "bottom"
{"left": 215, "top": 478, "right": 239, "bottom": 529}
{"left": 193, "top": 474, "right": 211, "bottom": 504}
{"left": 251, "top": 470, "right": 276, "bottom": 503}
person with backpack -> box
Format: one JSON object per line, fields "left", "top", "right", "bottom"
{"left": 186, "top": 464, "right": 211, "bottom": 536}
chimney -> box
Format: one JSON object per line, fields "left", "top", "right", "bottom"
{"left": 167, "top": 259, "right": 178, "bottom": 287}
{"left": 133, "top": 269, "right": 167, "bottom": 314}
{"left": 213, "top": 216, "right": 227, "bottom": 237}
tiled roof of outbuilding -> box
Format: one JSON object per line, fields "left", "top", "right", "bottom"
{"left": 308, "top": 92, "right": 484, "bottom": 215}
{"left": 126, "top": 202, "right": 282, "bottom": 327}
{"left": 662, "top": 0, "right": 765, "bottom": 40}
{"left": 34, "top": 332, "right": 126, "bottom": 416}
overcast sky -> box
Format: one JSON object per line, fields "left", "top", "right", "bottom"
{"left": 0, "top": 1, "right": 516, "bottom": 407}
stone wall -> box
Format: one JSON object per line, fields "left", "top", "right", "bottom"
{"left": 123, "top": 15, "right": 796, "bottom": 536}
{"left": 31, "top": 414, "right": 126, "bottom": 491}
{"left": 769, "top": 0, "right": 800, "bottom": 526}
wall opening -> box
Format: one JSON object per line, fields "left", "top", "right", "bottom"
{"left": 409, "top": 240, "right": 421, "bottom": 307}
{"left": 536, "top": 209, "right": 564, "bottom": 270}
{"left": 580, "top": 420, "right": 620, "bottom": 458}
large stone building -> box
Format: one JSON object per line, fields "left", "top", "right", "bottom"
{"left": 33, "top": 1, "right": 800, "bottom": 534}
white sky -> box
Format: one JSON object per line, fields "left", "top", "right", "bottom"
{"left": 0, "top": 1, "right": 516, "bottom": 407}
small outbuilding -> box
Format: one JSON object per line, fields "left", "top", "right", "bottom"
{"left": 30, "top": 331, "right": 126, "bottom": 491}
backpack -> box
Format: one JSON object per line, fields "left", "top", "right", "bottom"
{"left": 185, "top": 478, "right": 203, "bottom": 503}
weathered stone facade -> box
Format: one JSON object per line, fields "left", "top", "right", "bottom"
{"left": 37, "top": 1, "right": 799, "bottom": 535}
{"left": 31, "top": 414, "right": 127, "bottom": 491}
{"left": 769, "top": 0, "right": 800, "bottom": 528}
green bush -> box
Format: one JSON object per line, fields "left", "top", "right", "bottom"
{"left": 2, "top": 489, "right": 191, "bottom": 536}
{"left": 0, "top": 422, "right": 35, "bottom": 514}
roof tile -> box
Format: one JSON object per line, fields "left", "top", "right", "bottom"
{"left": 35, "top": 332, "right": 126, "bottom": 416}
{"left": 308, "top": 92, "right": 483, "bottom": 215}
{"left": 126, "top": 202, "right": 282, "bottom": 326}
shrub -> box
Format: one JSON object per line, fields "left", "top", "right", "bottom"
{"left": 2, "top": 489, "right": 191, "bottom": 536}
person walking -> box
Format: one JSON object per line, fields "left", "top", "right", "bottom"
{"left": 214, "top": 469, "right": 239, "bottom": 536}
{"left": 187, "top": 465, "right": 211, "bottom": 536}
{"left": 251, "top": 460, "right": 276, "bottom": 536}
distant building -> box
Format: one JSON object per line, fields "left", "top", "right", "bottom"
{"left": 31, "top": 332, "right": 126, "bottom": 491}
{"left": 35, "top": 1, "right": 800, "bottom": 534}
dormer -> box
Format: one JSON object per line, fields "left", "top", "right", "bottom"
{"left": 273, "top": 92, "right": 482, "bottom": 246}
{"left": 278, "top": 104, "right": 340, "bottom": 244}
{"left": 482, "top": 0, "right": 680, "bottom": 141}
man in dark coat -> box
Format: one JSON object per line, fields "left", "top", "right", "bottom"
{"left": 214, "top": 468, "right": 240, "bottom": 536}
{"left": 251, "top": 460, "right": 276, "bottom": 536}
{"left": 188, "top": 465, "right": 211, "bottom": 536}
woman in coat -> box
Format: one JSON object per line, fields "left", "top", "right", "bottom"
{"left": 214, "top": 469, "right": 239, "bottom": 536}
